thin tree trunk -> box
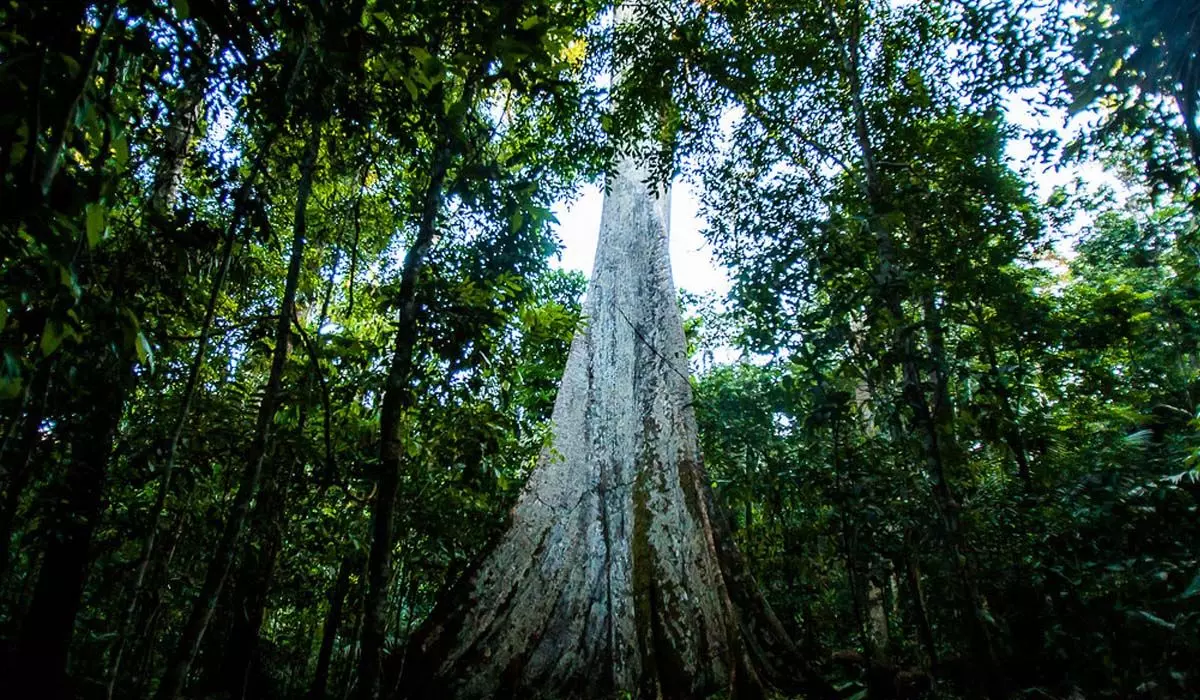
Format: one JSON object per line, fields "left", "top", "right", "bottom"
{"left": 823, "top": 2, "right": 1002, "bottom": 690}
{"left": 310, "top": 554, "right": 357, "bottom": 700}
{"left": 971, "top": 305, "right": 1032, "bottom": 492}
{"left": 154, "top": 120, "right": 322, "bottom": 700}
{"left": 104, "top": 224, "right": 234, "bottom": 699}
{"left": 36, "top": 2, "right": 118, "bottom": 198}
{"left": 0, "top": 363, "right": 52, "bottom": 582}
{"left": 902, "top": 550, "right": 937, "bottom": 670}
{"left": 221, "top": 456, "right": 292, "bottom": 697}
{"left": 356, "top": 138, "right": 452, "bottom": 700}
{"left": 342, "top": 594, "right": 366, "bottom": 700}
{"left": 222, "top": 234, "right": 344, "bottom": 696}
{"left": 149, "top": 50, "right": 207, "bottom": 214}
{"left": 864, "top": 573, "right": 889, "bottom": 661}
{"left": 1169, "top": 73, "right": 1200, "bottom": 177}
{"left": 919, "top": 295, "right": 1002, "bottom": 694}
{"left": 13, "top": 548, "right": 42, "bottom": 624}
{"left": 126, "top": 508, "right": 189, "bottom": 698}
{"left": 387, "top": 566, "right": 421, "bottom": 696}
{"left": 104, "top": 101, "right": 290, "bottom": 699}
{"left": 107, "top": 33, "right": 310, "bottom": 685}
{"left": 832, "top": 419, "right": 870, "bottom": 657}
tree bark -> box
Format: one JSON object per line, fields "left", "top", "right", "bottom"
{"left": 901, "top": 549, "right": 937, "bottom": 669}
{"left": 396, "top": 157, "right": 833, "bottom": 700}
{"left": 0, "top": 362, "right": 52, "bottom": 582}
{"left": 150, "top": 90, "right": 203, "bottom": 214}
{"left": 310, "top": 554, "right": 358, "bottom": 700}
{"left": 864, "top": 574, "right": 889, "bottom": 661}
{"left": 149, "top": 30, "right": 210, "bottom": 215}
{"left": 220, "top": 455, "right": 291, "bottom": 697}
{"left": 154, "top": 120, "right": 321, "bottom": 700}
{"left": 12, "top": 356, "right": 132, "bottom": 698}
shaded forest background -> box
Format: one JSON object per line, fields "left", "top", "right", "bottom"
{"left": 0, "top": 0, "right": 1197, "bottom": 698}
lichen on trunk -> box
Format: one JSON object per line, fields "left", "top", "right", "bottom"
{"left": 394, "top": 157, "right": 831, "bottom": 700}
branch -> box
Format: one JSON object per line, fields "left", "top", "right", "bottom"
{"left": 292, "top": 316, "right": 336, "bottom": 481}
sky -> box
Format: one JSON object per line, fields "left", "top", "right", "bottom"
{"left": 547, "top": 92, "right": 1126, "bottom": 303}
{"left": 550, "top": 178, "right": 730, "bottom": 298}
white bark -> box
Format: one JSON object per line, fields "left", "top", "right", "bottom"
{"left": 398, "top": 158, "right": 830, "bottom": 699}
{"left": 866, "top": 575, "right": 890, "bottom": 658}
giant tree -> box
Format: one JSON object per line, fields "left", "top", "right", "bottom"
{"left": 381, "top": 5, "right": 834, "bottom": 696}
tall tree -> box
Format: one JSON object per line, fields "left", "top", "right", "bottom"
{"left": 354, "top": 1, "right": 603, "bottom": 695}
{"left": 398, "top": 128, "right": 831, "bottom": 700}
{"left": 155, "top": 89, "right": 325, "bottom": 700}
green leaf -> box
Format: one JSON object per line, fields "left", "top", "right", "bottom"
{"left": 60, "top": 54, "right": 82, "bottom": 77}
{"left": 1127, "top": 609, "right": 1176, "bottom": 630}
{"left": 135, "top": 331, "right": 154, "bottom": 370}
{"left": 41, "top": 319, "right": 64, "bottom": 357}
{"left": 9, "top": 127, "right": 26, "bottom": 165}
{"left": 0, "top": 374, "right": 20, "bottom": 400}
{"left": 113, "top": 133, "right": 129, "bottom": 168}
{"left": 520, "top": 15, "right": 541, "bottom": 30}
{"left": 1182, "top": 572, "right": 1200, "bottom": 599}
{"left": 86, "top": 203, "right": 106, "bottom": 248}
{"left": 59, "top": 265, "right": 81, "bottom": 300}
{"left": 173, "top": 0, "right": 189, "bottom": 20}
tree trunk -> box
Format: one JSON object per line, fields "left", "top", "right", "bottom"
{"left": 149, "top": 25, "right": 211, "bottom": 216}
{"left": 149, "top": 78, "right": 204, "bottom": 214}
{"left": 105, "top": 216, "right": 236, "bottom": 700}
{"left": 902, "top": 551, "right": 937, "bottom": 669}
{"left": 35, "top": 1, "right": 118, "bottom": 198}
{"left": 221, "top": 456, "right": 291, "bottom": 697}
{"left": 0, "top": 362, "right": 52, "bottom": 582}
{"left": 342, "top": 593, "right": 366, "bottom": 700}
{"left": 971, "top": 305, "right": 1032, "bottom": 492}
{"left": 125, "top": 508, "right": 188, "bottom": 698}
{"left": 356, "top": 138, "right": 451, "bottom": 700}
{"left": 223, "top": 228, "right": 344, "bottom": 697}
{"left": 918, "top": 295, "right": 1002, "bottom": 695}
{"left": 826, "top": 3, "right": 1002, "bottom": 688}
{"left": 311, "top": 554, "right": 357, "bottom": 700}
{"left": 154, "top": 120, "right": 321, "bottom": 700}
{"left": 12, "top": 356, "right": 131, "bottom": 698}
{"left": 864, "top": 573, "right": 889, "bottom": 661}
{"left": 832, "top": 419, "right": 870, "bottom": 657}
{"left": 396, "top": 157, "right": 833, "bottom": 700}
{"left": 109, "top": 40, "right": 306, "bottom": 697}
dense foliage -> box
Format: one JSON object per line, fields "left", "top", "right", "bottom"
{"left": 0, "top": 1, "right": 1196, "bottom": 699}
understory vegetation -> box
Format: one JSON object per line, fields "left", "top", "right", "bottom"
{"left": 0, "top": 0, "right": 1197, "bottom": 698}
